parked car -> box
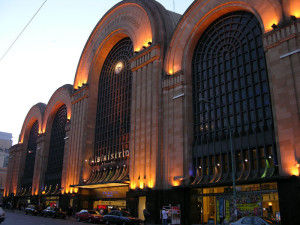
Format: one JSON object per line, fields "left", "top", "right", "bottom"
{"left": 75, "top": 209, "right": 104, "bottom": 223}
{"left": 25, "top": 205, "right": 41, "bottom": 216}
{"left": 0, "top": 207, "right": 5, "bottom": 224}
{"left": 103, "top": 210, "right": 142, "bottom": 225}
{"left": 42, "top": 206, "right": 66, "bottom": 219}
{"left": 229, "top": 216, "right": 280, "bottom": 225}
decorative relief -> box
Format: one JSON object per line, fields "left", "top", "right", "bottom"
{"left": 72, "top": 85, "right": 89, "bottom": 104}
{"left": 264, "top": 21, "right": 300, "bottom": 49}
{"left": 130, "top": 46, "right": 160, "bottom": 72}
{"left": 162, "top": 73, "right": 185, "bottom": 91}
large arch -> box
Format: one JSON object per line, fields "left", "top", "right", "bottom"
{"left": 42, "top": 84, "right": 72, "bottom": 133}
{"left": 19, "top": 103, "right": 46, "bottom": 144}
{"left": 164, "top": 0, "right": 283, "bottom": 76}
{"left": 74, "top": 0, "right": 177, "bottom": 90}
{"left": 69, "top": 0, "right": 182, "bottom": 186}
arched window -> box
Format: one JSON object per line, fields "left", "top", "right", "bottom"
{"left": 94, "top": 38, "right": 133, "bottom": 171}
{"left": 45, "top": 105, "right": 67, "bottom": 187}
{"left": 192, "top": 11, "right": 277, "bottom": 182}
{"left": 21, "top": 120, "right": 39, "bottom": 188}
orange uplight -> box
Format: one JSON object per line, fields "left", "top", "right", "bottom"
{"left": 130, "top": 182, "right": 136, "bottom": 189}
{"left": 173, "top": 181, "right": 180, "bottom": 187}
{"left": 74, "top": 188, "right": 78, "bottom": 193}
{"left": 290, "top": 0, "right": 300, "bottom": 18}
{"left": 139, "top": 182, "right": 144, "bottom": 189}
{"left": 61, "top": 189, "right": 65, "bottom": 194}
{"left": 70, "top": 188, "right": 73, "bottom": 194}
{"left": 147, "top": 180, "right": 154, "bottom": 189}
{"left": 65, "top": 188, "right": 69, "bottom": 194}
{"left": 42, "top": 190, "right": 46, "bottom": 195}
{"left": 262, "top": 12, "right": 279, "bottom": 32}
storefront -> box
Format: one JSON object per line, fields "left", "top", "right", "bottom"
{"left": 190, "top": 182, "right": 280, "bottom": 224}
{"left": 75, "top": 184, "right": 129, "bottom": 214}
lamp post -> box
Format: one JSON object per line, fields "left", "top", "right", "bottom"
{"left": 199, "top": 98, "right": 237, "bottom": 215}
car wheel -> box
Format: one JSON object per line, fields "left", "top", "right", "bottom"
{"left": 88, "top": 218, "right": 92, "bottom": 223}
{"left": 105, "top": 220, "right": 110, "bottom": 225}
{"left": 76, "top": 217, "right": 81, "bottom": 222}
{"left": 25, "top": 212, "right": 28, "bottom": 215}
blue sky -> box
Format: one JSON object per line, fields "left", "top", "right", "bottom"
{"left": 0, "top": 0, "right": 194, "bottom": 145}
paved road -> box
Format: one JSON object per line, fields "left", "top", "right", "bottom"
{"left": 2, "top": 211, "right": 77, "bottom": 225}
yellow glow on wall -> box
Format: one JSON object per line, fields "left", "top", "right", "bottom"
{"left": 74, "top": 188, "right": 78, "bottom": 193}
{"left": 289, "top": 167, "right": 299, "bottom": 176}
{"left": 74, "top": 78, "right": 87, "bottom": 90}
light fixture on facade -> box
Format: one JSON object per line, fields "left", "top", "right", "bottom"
{"left": 148, "top": 41, "right": 152, "bottom": 45}
{"left": 291, "top": 15, "right": 297, "bottom": 20}
{"left": 271, "top": 23, "right": 277, "bottom": 29}
{"left": 64, "top": 136, "right": 69, "bottom": 140}
{"left": 245, "top": 159, "right": 248, "bottom": 162}
{"left": 115, "top": 61, "right": 124, "bottom": 74}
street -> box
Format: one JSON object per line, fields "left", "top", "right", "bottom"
{"left": 2, "top": 211, "right": 76, "bottom": 225}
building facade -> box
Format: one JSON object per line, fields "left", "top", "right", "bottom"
{"left": 4, "top": 0, "right": 300, "bottom": 224}
{"left": 0, "top": 132, "right": 11, "bottom": 203}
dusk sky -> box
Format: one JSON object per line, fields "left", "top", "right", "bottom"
{"left": 0, "top": 0, "right": 194, "bottom": 145}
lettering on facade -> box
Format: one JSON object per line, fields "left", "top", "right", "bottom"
{"left": 96, "top": 149, "right": 130, "bottom": 163}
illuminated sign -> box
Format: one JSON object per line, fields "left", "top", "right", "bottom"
{"left": 96, "top": 149, "right": 129, "bottom": 163}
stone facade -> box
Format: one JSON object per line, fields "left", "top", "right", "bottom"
{"left": 4, "top": 0, "right": 300, "bottom": 224}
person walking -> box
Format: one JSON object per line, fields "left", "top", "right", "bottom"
{"left": 161, "top": 207, "right": 168, "bottom": 225}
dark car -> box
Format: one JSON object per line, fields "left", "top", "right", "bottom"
{"left": 42, "top": 206, "right": 66, "bottom": 219}
{"left": 25, "top": 205, "right": 41, "bottom": 216}
{"left": 229, "top": 216, "right": 280, "bottom": 225}
{"left": 0, "top": 207, "right": 5, "bottom": 224}
{"left": 75, "top": 209, "right": 104, "bottom": 223}
{"left": 103, "top": 210, "right": 142, "bottom": 225}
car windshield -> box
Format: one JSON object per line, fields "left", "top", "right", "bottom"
{"left": 262, "top": 217, "right": 280, "bottom": 224}
{"left": 89, "top": 210, "right": 99, "bottom": 214}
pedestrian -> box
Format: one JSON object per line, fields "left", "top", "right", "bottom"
{"left": 161, "top": 207, "right": 168, "bottom": 225}
{"left": 143, "top": 207, "right": 150, "bottom": 225}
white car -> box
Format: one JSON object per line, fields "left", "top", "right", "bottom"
{"left": 230, "top": 216, "right": 280, "bottom": 225}
{"left": 0, "top": 207, "right": 5, "bottom": 224}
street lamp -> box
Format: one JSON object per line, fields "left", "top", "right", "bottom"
{"left": 199, "top": 98, "right": 237, "bottom": 214}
